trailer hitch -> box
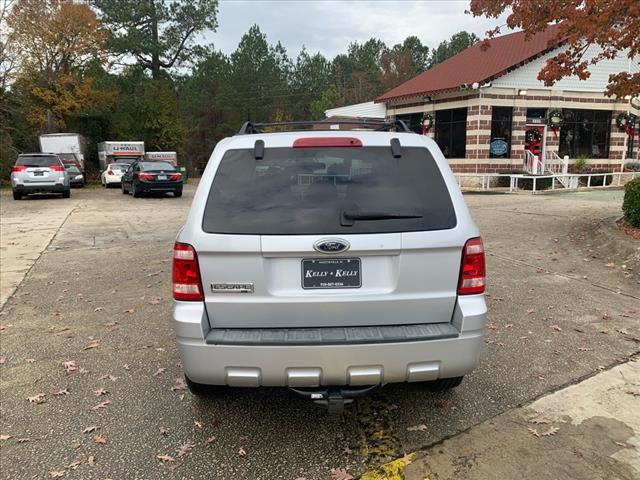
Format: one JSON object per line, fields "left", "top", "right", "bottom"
{"left": 289, "top": 384, "right": 380, "bottom": 414}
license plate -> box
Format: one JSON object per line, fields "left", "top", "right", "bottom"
{"left": 34, "top": 171, "right": 44, "bottom": 176}
{"left": 302, "top": 258, "right": 361, "bottom": 289}
{"left": 157, "top": 175, "right": 167, "bottom": 180}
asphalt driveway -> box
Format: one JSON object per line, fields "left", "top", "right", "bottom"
{"left": 0, "top": 186, "right": 638, "bottom": 479}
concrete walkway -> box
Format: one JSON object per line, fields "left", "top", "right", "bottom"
{"left": 0, "top": 193, "right": 79, "bottom": 306}
{"left": 406, "top": 359, "right": 640, "bottom": 480}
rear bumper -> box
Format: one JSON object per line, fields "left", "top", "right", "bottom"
{"left": 13, "top": 183, "right": 68, "bottom": 193}
{"left": 137, "top": 180, "right": 182, "bottom": 192}
{"left": 174, "top": 295, "right": 486, "bottom": 387}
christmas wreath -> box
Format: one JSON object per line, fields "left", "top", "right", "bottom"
{"left": 525, "top": 128, "right": 542, "bottom": 143}
{"left": 420, "top": 113, "right": 433, "bottom": 134}
{"left": 547, "top": 110, "right": 564, "bottom": 138}
{"left": 617, "top": 112, "right": 637, "bottom": 137}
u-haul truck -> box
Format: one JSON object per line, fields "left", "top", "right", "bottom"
{"left": 97, "top": 141, "right": 145, "bottom": 171}
{"left": 145, "top": 151, "right": 178, "bottom": 166}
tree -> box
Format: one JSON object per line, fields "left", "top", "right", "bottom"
{"left": 429, "top": 31, "right": 479, "bottom": 67}
{"left": 5, "top": 0, "right": 113, "bottom": 131}
{"left": 379, "top": 38, "right": 429, "bottom": 90}
{"left": 468, "top": 0, "right": 640, "bottom": 98}
{"left": 93, "top": 0, "right": 218, "bottom": 79}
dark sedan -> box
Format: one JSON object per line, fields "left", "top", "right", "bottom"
{"left": 121, "top": 161, "right": 183, "bottom": 197}
{"left": 65, "top": 165, "right": 85, "bottom": 188}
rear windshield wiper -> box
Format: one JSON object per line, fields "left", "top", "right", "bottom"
{"left": 340, "top": 209, "right": 423, "bottom": 226}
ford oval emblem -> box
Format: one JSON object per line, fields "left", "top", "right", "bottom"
{"left": 314, "top": 238, "right": 350, "bottom": 254}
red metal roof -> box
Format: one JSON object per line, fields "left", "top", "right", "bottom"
{"left": 376, "top": 25, "right": 563, "bottom": 103}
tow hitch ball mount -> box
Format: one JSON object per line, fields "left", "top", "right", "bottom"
{"left": 289, "top": 385, "right": 380, "bottom": 414}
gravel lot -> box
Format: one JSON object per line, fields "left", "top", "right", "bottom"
{"left": 0, "top": 186, "right": 638, "bottom": 479}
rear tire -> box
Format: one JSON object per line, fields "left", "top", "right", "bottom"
{"left": 62, "top": 189, "right": 71, "bottom": 199}
{"left": 121, "top": 184, "right": 128, "bottom": 194}
{"left": 185, "top": 376, "right": 216, "bottom": 397}
{"left": 174, "top": 189, "right": 182, "bottom": 197}
{"left": 12, "top": 191, "right": 22, "bottom": 200}
{"left": 425, "top": 376, "right": 464, "bottom": 392}
{"left": 132, "top": 185, "right": 141, "bottom": 198}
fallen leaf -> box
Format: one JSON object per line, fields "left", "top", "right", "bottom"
{"left": 0, "top": 357, "right": 5, "bottom": 364}
{"left": 124, "top": 308, "right": 135, "bottom": 314}
{"left": 91, "top": 401, "right": 110, "bottom": 411}
{"left": 159, "top": 427, "right": 170, "bottom": 436}
{"left": 27, "top": 393, "right": 46, "bottom": 404}
{"left": 49, "top": 470, "right": 64, "bottom": 478}
{"left": 541, "top": 426, "right": 560, "bottom": 436}
{"left": 406, "top": 424, "right": 428, "bottom": 432}
{"left": 65, "top": 461, "right": 81, "bottom": 470}
{"left": 194, "top": 420, "right": 202, "bottom": 429}
{"left": 26, "top": 358, "right": 36, "bottom": 363}
{"left": 157, "top": 454, "right": 175, "bottom": 462}
{"left": 526, "top": 309, "right": 535, "bottom": 314}
{"left": 602, "top": 312, "right": 610, "bottom": 320}
{"left": 329, "top": 468, "right": 354, "bottom": 480}
{"left": 176, "top": 441, "right": 195, "bottom": 457}
{"left": 63, "top": 361, "right": 77, "bottom": 373}
{"left": 171, "top": 377, "right": 188, "bottom": 391}
{"left": 94, "top": 434, "right": 107, "bottom": 445}
{"left": 550, "top": 325, "right": 562, "bottom": 332}
{"left": 238, "top": 446, "right": 246, "bottom": 456}
{"left": 52, "top": 388, "right": 69, "bottom": 396}
{"left": 94, "top": 307, "right": 103, "bottom": 312}
{"left": 94, "top": 388, "right": 108, "bottom": 396}
{"left": 153, "top": 368, "right": 166, "bottom": 377}
{"left": 434, "top": 399, "right": 450, "bottom": 409}
{"left": 505, "top": 323, "right": 514, "bottom": 328}
{"left": 342, "top": 446, "right": 352, "bottom": 454}
{"left": 527, "top": 427, "right": 540, "bottom": 437}
{"left": 205, "top": 436, "right": 216, "bottom": 444}
{"left": 82, "top": 426, "right": 98, "bottom": 434}
{"left": 0, "top": 434, "right": 12, "bottom": 441}
{"left": 87, "top": 455, "right": 95, "bottom": 467}
{"left": 83, "top": 340, "right": 100, "bottom": 350}
{"left": 99, "top": 374, "right": 118, "bottom": 382}
{"left": 123, "top": 364, "right": 130, "bottom": 370}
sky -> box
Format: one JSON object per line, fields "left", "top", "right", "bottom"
{"left": 200, "top": 0, "right": 512, "bottom": 59}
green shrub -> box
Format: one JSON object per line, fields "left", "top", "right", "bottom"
{"left": 623, "top": 177, "right": 640, "bottom": 227}
{"left": 572, "top": 155, "right": 589, "bottom": 173}
{"left": 581, "top": 172, "right": 614, "bottom": 187}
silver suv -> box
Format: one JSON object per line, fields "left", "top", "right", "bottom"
{"left": 11, "top": 153, "right": 70, "bottom": 200}
{"left": 173, "top": 121, "right": 486, "bottom": 409}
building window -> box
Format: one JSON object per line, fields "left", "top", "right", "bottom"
{"left": 526, "top": 108, "right": 547, "bottom": 124}
{"left": 490, "top": 107, "right": 513, "bottom": 158}
{"left": 435, "top": 108, "right": 467, "bottom": 158}
{"left": 559, "top": 109, "right": 611, "bottom": 158}
{"left": 395, "top": 113, "right": 423, "bottom": 134}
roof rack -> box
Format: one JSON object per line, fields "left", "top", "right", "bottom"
{"left": 237, "top": 120, "right": 412, "bottom": 135}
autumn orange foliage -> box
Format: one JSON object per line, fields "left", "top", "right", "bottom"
{"left": 469, "top": 0, "right": 640, "bottom": 98}
{"left": 6, "top": 0, "right": 114, "bottom": 129}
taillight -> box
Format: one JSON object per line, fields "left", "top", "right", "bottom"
{"left": 293, "top": 137, "right": 363, "bottom": 148}
{"left": 137, "top": 172, "right": 154, "bottom": 181}
{"left": 107, "top": 170, "right": 114, "bottom": 175}
{"left": 11, "top": 165, "right": 27, "bottom": 172}
{"left": 169, "top": 173, "right": 182, "bottom": 181}
{"left": 50, "top": 164, "right": 64, "bottom": 172}
{"left": 172, "top": 243, "right": 203, "bottom": 301}
{"left": 458, "top": 237, "right": 486, "bottom": 295}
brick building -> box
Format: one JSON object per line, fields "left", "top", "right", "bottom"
{"left": 374, "top": 26, "right": 639, "bottom": 173}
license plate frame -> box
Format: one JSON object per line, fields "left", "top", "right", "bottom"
{"left": 157, "top": 175, "right": 167, "bottom": 180}
{"left": 301, "top": 258, "right": 361, "bottom": 289}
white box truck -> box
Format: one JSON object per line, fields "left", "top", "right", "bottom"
{"left": 39, "top": 133, "right": 87, "bottom": 170}
{"left": 97, "top": 141, "right": 145, "bottom": 171}
{"left": 145, "top": 151, "right": 178, "bottom": 166}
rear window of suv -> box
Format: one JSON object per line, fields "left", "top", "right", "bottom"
{"left": 16, "top": 155, "right": 59, "bottom": 167}
{"left": 202, "top": 146, "right": 457, "bottom": 235}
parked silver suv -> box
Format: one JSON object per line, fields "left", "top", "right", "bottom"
{"left": 11, "top": 153, "right": 70, "bottom": 200}
{"left": 173, "top": 121, "right": 486, "bottom": 409}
